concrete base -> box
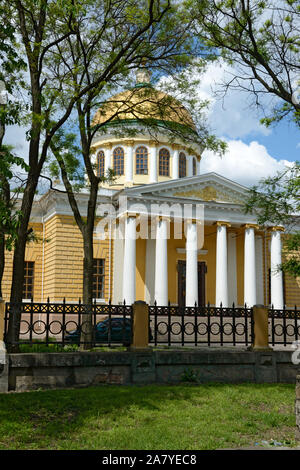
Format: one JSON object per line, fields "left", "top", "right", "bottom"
{"left": 4, "top": 348, "right": 300, "bottom": 393}
{"left": 0, "top": 341, "right": 8, "bottom": 393}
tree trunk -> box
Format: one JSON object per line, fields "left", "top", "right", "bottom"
{"left": 80, "top": 182, "right": 99, "bottom": 350}
{"left": 80, "top": 227, "right": 94, "bottom": 350}
{"left": 6, "top": 173, "right": 39, "bottom": 352}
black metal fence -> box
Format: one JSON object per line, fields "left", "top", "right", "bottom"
{"left": 268, "top": 305, "right": 300, "bottom": 346}
{"left": 4, "top": 299, "right": 133, "bottom": 347}
{"left": 149, "top": 303, "right": 254, "bottom": 347}
{"left": 5, "top": 300, "right": 300, "bottom": 349}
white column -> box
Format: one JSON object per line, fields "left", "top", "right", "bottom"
{"left": 244, "top": 225, "right": 257, "bottom": 307}
{"left": 187, "top": 155, "right": 193, "bottom": 177}
{"left": 270, "top": 227, "right": 284, "bottom": 309}
{"left": 186, "top": 221, "right": 198, "bottom": 306}
{"left": 104, "top": 145, "right": 112, "bottom": 174}
{"left": 197, "top": 158, "right": 201, "bottom": 175}
{"left": 112, "top": 235, "right": 124, "bottom": 304}
{"left": 155, "top": 218, "right": 168, "bottom": 305}
{"left": 122, "top": 215, "right": 136, "bottom": 304}
{"left": 215, "top": 222, "right": 229, "bottom": 307}
{"left": 172, "top": 148, "right": 179, "bottom": 179}
{"left": 149, "top": 144, "right": 157, "bottom": 183}
{"left": 125, "top": 142, "right": 134, "bottom": 183}
{"left": 145, "top": 238, "right": 156, "bottom": 305}
{"left": 227, "top": 232, "right": 237, "bottom": 306}
{"left": 255, "top": 236, "right": 264, "bottom": 305}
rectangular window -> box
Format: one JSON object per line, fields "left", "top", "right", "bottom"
{"left": 23, "top": 261, "right": 34, "bottom": 299}
{"left": 93, "top": 258, "right": 105, "bottom": 299}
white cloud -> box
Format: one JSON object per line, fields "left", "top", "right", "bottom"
{"left": 195, "top": 61, "right": 272, "bottom": 139}
{"left": 201, "top": 139, "right": 290, "bottom": 187}
{"left": 159, "top": 59, "right": 274, "bottom": 140}
{"left": 3, "top": 124, "right": 29, "bottom": 161}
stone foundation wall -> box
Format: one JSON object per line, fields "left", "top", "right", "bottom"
{"left": 5, "top": 349, "right": 300, "bottom": 392}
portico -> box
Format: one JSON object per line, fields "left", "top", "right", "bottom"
{"left": 115, "top": 173, "right": 286, "bottom": 309}
{"left": 120, "top": 218, "right": 285, "bottom": 309}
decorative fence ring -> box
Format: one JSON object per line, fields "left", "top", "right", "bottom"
{"left": 49, "top": 320, "right": 63, "bottom": 335}
{"left": 65, "top": 321, "right": 78, "bottom": 335}
{"left": 286, "top": 323, "right": 297, "bottom": 337}
{"left": 183, "top": 321, "right": 196, "bottom": 335}
{"left": 19, "top": 320, "right": 30, "bottom": 335}
{"left": 170, "top": 321, "right": 182, "bottom": 335}
{"left": 209, "top": 322, "right": 220, "bottom": 335}
{"left": 157, "top": 321, "right": 169, "bottom": 335}
{"left": 197, "top": 322, "right": 208, "bottom": 335}
{"left": 273, "top": 323, "right": 284, "bottom": 336}
{"left": 222, "top": 322, "right": 233, "bottom": 336}
{"left": 234, "top": 322, "right": 246, "bottom": 336}
{"left": 32, "top": 320, "right": 47, "bottom": 335}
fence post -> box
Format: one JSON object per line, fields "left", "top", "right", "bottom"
{"left": 252, "top": 304, "right": 271, "bottom": 350}
{"left": 131, "top": 301, "right": 149, "bottom": 350}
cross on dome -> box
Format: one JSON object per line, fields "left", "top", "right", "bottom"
{"left": 135, "top": 61, "right": 151, "bottom": 85}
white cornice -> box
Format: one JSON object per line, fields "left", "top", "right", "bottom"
{"left": 91, "top": 129, "right": 202, "bottom": 156}
{"left": 26, "top": 181, "right": 300, "bottom": 230}
{"left": 123, "top": 172, "right": 249, "bottom": 197}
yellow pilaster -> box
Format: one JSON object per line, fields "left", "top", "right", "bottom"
{"left": 252, "top": 305, "right": 271, "bottom": 350}
{"left": 131, "top": 301, "right": 149, "bottom": 350}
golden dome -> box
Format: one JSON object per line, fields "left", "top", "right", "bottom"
{"left": 93, "top": 85, "right": 196, "bottom": 132}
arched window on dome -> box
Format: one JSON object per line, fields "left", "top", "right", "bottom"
{"left": 113, "top": 147, "right": 124, "bottom": 175}
{"left": 179, "top": 152, "right": 186, "bottom": 178}
{"left": 159, "top": 148, "right": 170, "bottom": 176}
{"left": 97, "top": 150, "right": 105, "bottom": 177}
{"left": 136, "top": 146, "right": 148, "bottom": 175}
{"left": 192, "top": 157, "right": 197, "bottom": 176}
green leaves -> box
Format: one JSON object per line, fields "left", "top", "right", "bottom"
{"left": 0, "top": 146, "right": 28, "bottom": 252}
{"left": 190, "top": 0, "right": 300, "bottom": 128}
{"left": 0, "top": 146, "right": 29, "bottom": 180}
{"left": 49, "top": 130, "right": 84, "bottom": 185}
{"left": 244, "top": 162, "right": 300, "bottom": 278}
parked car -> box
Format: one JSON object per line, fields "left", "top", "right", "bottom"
{"left": 65, "top": 317, "right": 132, "bottom": 346}
{"left": 65, "top": 317, "right": 153, "bottom": 346}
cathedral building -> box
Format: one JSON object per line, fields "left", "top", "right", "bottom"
{"left": 2, "top": 72, "right": 300, "bottom": 309}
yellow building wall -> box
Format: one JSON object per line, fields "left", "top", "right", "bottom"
{"left": 2, "top": 216, "right": 113, "bottom": 303}
{"left": 2, "top": 249, "right": 13, "bottom": 302}
{"left": 265, "top": 234, "right": 300, "bottom": 308}
{"left": 1, "top": 222, "right": 44, "bottom": 302}
{"left": 44, "top": 214, "right": 113, "bottom": 302}
{"left": 43, "top": 215, "right": 58, "bottom": 300}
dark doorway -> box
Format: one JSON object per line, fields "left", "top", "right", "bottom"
{"left": 177, "top": 260, "right": 206, "bottom": 307}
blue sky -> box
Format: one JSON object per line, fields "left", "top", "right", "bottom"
{"left": 249, "top": 119, "right": 299, "bottom": 163}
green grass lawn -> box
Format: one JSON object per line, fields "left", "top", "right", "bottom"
{"left": 0, "top": 383, "right": 297, "bottom": 450}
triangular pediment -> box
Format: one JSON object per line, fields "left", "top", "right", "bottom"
{"left": 124, "top": 173, "right": 249, "bottom": 205}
